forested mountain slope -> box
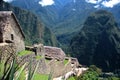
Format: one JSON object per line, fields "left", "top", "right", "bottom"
{"left": 70, "top": 10, "right": 120, "bottom": 72}
{"left": 0, "top": 0, "right": 59, "bottom": 46}
{"left": 11, "top": 0, "right": 120, "bottom": 46}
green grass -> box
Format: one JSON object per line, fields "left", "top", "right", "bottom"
{"left": 33, "top": 74, "right": 49, "bottom": 80}
{"left": 36, "top": 56, "right": 42, "bottom": 60}
{"left": 16, "top": 70, "right": 26, "bottom": 80}
{"left": 63, "top": 59, "right": 69, "bottom": 65}
{"left": 68, "top": 77, "right": 75, "bottom": 80}
{"left": 18, "top": 50, "right": 32, "bottom": 56}
{"left": 45, "top": 58, "right": 51, "bottom": 63}
{"left": 0, "top": 61, "right": 6, "bottom": 79}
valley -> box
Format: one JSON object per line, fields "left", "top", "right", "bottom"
{"left": 0, "top": 0, "right": 120, "bottom": 80}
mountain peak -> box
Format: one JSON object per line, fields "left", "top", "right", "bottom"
{"left": 70, "top": 10, "right": 120, "bottom": 72}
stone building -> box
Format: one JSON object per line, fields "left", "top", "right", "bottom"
{"left": 26, "top": 43, "right": 45, "bottom": 56}
{"left": 44, "top": 46, "right": 66, "bottom": 61}
{"left": 0, "top": 11, "right": 25, "bottom": 52}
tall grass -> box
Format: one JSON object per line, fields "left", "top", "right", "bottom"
{"left": 0, "top": 49, "right": 54, "bottom": 80}
{"left": 0, "top": 57, "right": 18, "bottom": 80}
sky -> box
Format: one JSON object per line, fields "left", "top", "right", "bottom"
{"left": 3, "top": 0, "right": 120, "bottom": 8}
{"left": 85, "top": 0, "right": 120, "bottom": 8}
{"left": 3, "top": 0, "right": 13, "bottom": 2}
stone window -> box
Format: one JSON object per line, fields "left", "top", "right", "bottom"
{"left": 11, "top": 34, "right": 14, "bottom": 40}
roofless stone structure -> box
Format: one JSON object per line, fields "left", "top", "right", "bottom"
{"left": 44, "top": 46, "right": 66, "bottom": 61}
{"left": 0, "top": 11, "right": 25, "bottom": 52}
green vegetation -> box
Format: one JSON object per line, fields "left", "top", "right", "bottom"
{"left": 76, "top": 65, "right": 102, "bottom": 80}
{"left": 14, "top": 64, "right": 26, "bottom": 80}
{"left": 70, "top": 10, "right": 120, "bottom": 72}
{"left": 0, "top": 56, "right": 53, "bottom": 80}
{"left": 63, "top": 59, "right": 69, "bottom": 65}
{"left": 45, "top": 59, "right": 50, "bottom": 63}
{"left": 18, "top": 50, "right": 32, "bottom": 56}
{"left": 35, "top": 55, "right": 43, "bottom": 60}
{"left": 0, "top": 57, "right": 19, "bottom": 80}
{"left": 0, "top": 0, "right": 59, "bottom": 46}
{"left": 33, "top": 74, "right": 49, "bottom": 80}
{"left": 45, "top": 57, "right": 52, "bottom": 63}
{"left": 68, "top": 77, "right": 75, "bottom": 80}
{"left": 100, "top": 77, "right": 120, "bottom": 80}
{"left": 106, "top": 77, "right": 120, "bottom": 80}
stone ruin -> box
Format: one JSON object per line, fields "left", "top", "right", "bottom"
{"left": 24, "top": 44, "right": 81, "bottom": 77}
{"left": 25, "top": 43, "right": 44, "bottom": 56}
{"left": 0, "top": 11, "right": 83, "bottom": 79}
{"left": 0, "top": 11, "right": 25, "bottom": 53}
{"left": 44, "top": 46, "right": 66, "bottom": 61}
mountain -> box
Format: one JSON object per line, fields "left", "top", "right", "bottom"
{"left": 10, "top": 0, "right": 92, "bottom": 45}
{"left": 0, "top": 0, "right": 59, "bottom": 46}
{"left": 10, "top": 0, "right": 120, "bottom": 50}
{"left": 11, "top": 0, "right": 71, "bottom": 27}
{"left": 10, "top": 0, "right": 120, "bottom": 46}
{"left": 70, "top": 10, "right": 120, "bottom": 72}
{"left": 10, "top": 0, "right": 72, "bottom": 44}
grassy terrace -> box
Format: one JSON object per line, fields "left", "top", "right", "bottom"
{"left": 64, "top": 59, "right": 69, "bottom": 65}
{"left": 18, "top": 50, "right": 33, "bottom": 56}
{"left": 33, "top": 74, "right": 49, "bottom": 80}
{"left": 36, "top": 55, "right": 43, "bottom": 60}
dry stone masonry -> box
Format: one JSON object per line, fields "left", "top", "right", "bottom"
{"left": 0, "top": 11, "right": 25, "bottom": 52}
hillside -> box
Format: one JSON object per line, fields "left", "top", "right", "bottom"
{"left": 0, "top": 0, "right": 59, "bottom": 46}
{"left": 10, "top": 0, "right": 120, "bottom": 46}
{"left": 70, "top": 10, "right": 120, "bottom": 72}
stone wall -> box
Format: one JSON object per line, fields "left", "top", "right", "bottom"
{"left": 6, "top": 15, "right": 24, "bottom": 52}
{"left": 44, "top": 46, "right": 66, "bottom": 61}
{"left": 0, "top": 43, "right": 16, "bottom": 62}
{"left": 0, "top": 43, "right": 80, "bottom": 78}
{"left": 0, "top": 12, "right": 25, "bottom": 52}
{"left": 18, "top": 53, "right": 49, "bottom": 74}
{"left": 33, "top": 44, "right": 45, "bottom": 56}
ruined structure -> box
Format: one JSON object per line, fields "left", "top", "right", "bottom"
{"left": 44, "top": 46, "right": 66, "bottom": 61}
{"left": 0, "top": 11, "right": 25, "bottom": 52}
{"left": 25, "top": 43, "right": 45, "bottom": 56}
{"left": 0, "top": 11, "right": 85, "bottom": 79}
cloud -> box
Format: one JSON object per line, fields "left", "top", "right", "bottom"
{"left": 85, "top": 0, "right": 120, "bottom": 8}
{"left": 39, "top": 0, "right": 54, "bottom": 6}
{"left": 94, "top": 5, "right": 100, "bottom": 8}
{"left": 102, "top": 0, "right": 120, "bottom": 8}
{"left": 3, "top": 0, "right": 13, "bottom": 2}
{"left": 85, "top": 0, "right": 102, "bottom": 4}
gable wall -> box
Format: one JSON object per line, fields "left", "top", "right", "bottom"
{"left": 3, "top": 15, "right": 25, "bottom": 52}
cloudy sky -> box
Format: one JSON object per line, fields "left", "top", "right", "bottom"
{"left": 3, "top": 0, "right": 14, "bottom": 2}
{"left": 3, "top": 0, "right": 120, "bottom": 8}
{"left": 85, "top": 0, "right": 120, "bottom": 8}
